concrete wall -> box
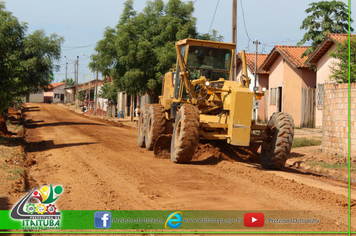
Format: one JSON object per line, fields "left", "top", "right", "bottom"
{"left": 268, "top": 55, "right": 284, "bottom": 118}
{"left": 322, "top": 83, "right": 356, "bottom": 159}
{"left": 29, "top": 91, "right": 44, "bottom": 103}
{"left": 301, "top": 68, "right": 317, "bottom": 88}
{"left": 283, "top": 61, "right": 303, "bottom": 126}
{"left": 315, "top": 44, "right": 339, "bottom": 127}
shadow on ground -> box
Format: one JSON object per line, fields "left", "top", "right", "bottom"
{"left": 25, "top": 140, "right": 99, "bottom": 153}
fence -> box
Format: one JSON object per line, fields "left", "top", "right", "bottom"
{"left": 322, "top": 83, "right": 356, "bottom": 159}
{"left": 300, "top": 87, "right": 316, "bottom": 128}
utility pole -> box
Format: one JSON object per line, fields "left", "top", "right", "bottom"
{"left": 83, "top": 69, "right": 85, "bottom": 104}
{"left": 253, "top": 38, "right": 260, "bottom": 121}
{"left": 65, "top": 62, "right": 68, "bottom": 103}
{"left": 89, "top": 72, "right": 91, "bottom": 104}
{"left": 94, "top": 69, "right": 99, "bottom": 115}
{"left": 65, "top": 62, "right": 68, "bottom": 84}
{"left": 231, "top": 0, "right": 237, "bottom": 81}
{"left": 75, "top": 56, "right": 79, "bottom": 108}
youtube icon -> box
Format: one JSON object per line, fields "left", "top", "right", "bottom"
{"left": 244, "top": 213, "right": 264, "bottom": 227}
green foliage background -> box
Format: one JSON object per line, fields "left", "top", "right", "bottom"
{"left": 329, "top": 36, "right": 356, "bottom": 83}
{"left": 90, "top": 0, "right": 223, "bottom": 96}
{"left": 0, "top": 2, "right": 64, "bottom": 112}
{"left": 297, "top": 0, "right": 352, "bottom": 58}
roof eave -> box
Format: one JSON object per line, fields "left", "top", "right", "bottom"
{"left": 304, "top": 38, "right": 333, "bottom": 66}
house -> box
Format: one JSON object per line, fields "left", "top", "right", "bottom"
{"left": 65, "top": 79, "right": 103, "bottom": 105}
{"left": 236, "top": 53, "right": 269, "bottom": 122}
{"left": 304, "top": 33, "right": 351, "bottom": 128}
{"left": 259, "top": 46, "right": 316, "bottom": 128}
{"left": 44, "top": 83, "right": 66, "bottom": 103}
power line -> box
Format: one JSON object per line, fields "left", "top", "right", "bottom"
{"left": 61, "top": 43, "right": 96, "bottom": 51}
{"left": 208, "top": 0, "right": 220, "bottom": 34}
{"left": 239, "top": 0, "right": 251, "bottom": 42}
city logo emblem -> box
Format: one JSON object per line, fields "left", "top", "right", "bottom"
{"left": 11, "top": 184, "right": 63, "bottom": 230}
{"left": 165, "top": 211, "right": 182, "bottom": 229}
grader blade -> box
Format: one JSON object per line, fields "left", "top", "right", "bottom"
{"left": 153, "top": 134, "right": 172, "bottom": 159}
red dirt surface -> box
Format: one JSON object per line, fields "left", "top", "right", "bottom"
{"left": 15, "top": 103, "right": 356, "bottom": 232}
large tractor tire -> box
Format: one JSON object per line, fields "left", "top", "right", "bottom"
{"left": 138, "top": 105, "right": 147, "bottom": 148}
{"left": 171, "top": 104, "right": 200, "bottom": 163}
{"left": 145, "top": 104, "right": 166, "bottom": 150}
{"left": 261, "top": 112, "right": 294, "bottom": 170}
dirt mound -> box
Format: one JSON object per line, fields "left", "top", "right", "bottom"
{"left": 191, "top": 140, "right": 261, "bottom": 164}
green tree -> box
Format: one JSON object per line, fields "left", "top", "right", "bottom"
{"left": 329, "top": 36, "right": 356, "bottom": 83}
{"left": 198, "top": 29, "right": 224, "bottom": 42}
{"left": 92, "top": 0, "right": 221, "bottom": 96}
{"left": 61, "top": 78, "right": 75, "bottom": 86}
{"left": 298, "top": 0, "right": 353, "bottom": 58}
{"left": 98, "top": 83, "right": 118, "bottom": 104}
{"left": 0, "top": 2, "right": 64, "bottom": 134}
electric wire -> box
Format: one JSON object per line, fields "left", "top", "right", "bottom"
{"left": 239, "top": 0, "right": 252, "bottom": 52}
{"left": 208, "top": 0, "right": 220, "bottom": 34}
{"left": 61, "top": 43, "right": 96, "bottom": 52}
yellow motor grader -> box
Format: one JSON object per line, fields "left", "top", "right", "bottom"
{"left": 138, "top": 38, "right": 294, "bottom": 169}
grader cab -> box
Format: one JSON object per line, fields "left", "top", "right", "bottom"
{"left": 138, "top": 39, "right": 294, "bottom": 169}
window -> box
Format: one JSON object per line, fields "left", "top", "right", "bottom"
{"left": 54, "top": 94, "right": 60, "bottom": 99}
{"left": 270, "top": 88, "right": 276, "bottom": 105}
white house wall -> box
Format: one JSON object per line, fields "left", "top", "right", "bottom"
{"left": 53, "top": 85, "right": 66, "bottom": 103}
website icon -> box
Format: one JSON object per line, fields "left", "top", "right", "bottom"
{"left": 94, "top": 211, "right": 112, "bottom": 229}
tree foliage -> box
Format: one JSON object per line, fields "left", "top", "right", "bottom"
{"left": 98, "top": 83, "right": 118, "bottom": 104}
{"left": 329, "top": 36, "right": 356, "bottom": 83}
{"left": 0, "top": 2, "right": 64, "bottom": 112}
{"left": 298, "top": 0, "right": 353, "bottom": 58}
{"left": 91, "top": 0, "right": 223, "bottom": 95}
{"left": 61, "top": 78, "right": 75, "bottom": 86}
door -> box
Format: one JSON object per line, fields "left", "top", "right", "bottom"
{"left": 277, "top": 86, "right": 282, "bottom": 112}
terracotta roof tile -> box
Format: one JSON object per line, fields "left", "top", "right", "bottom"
{"left": 237, "top": 53, "right": 269, "bottom": 74}
{"left": 50, "top": 82, "right": 66, "bottom": 88}
{"left": 65, "top": 79, "right": 103, "bottom": 89}
{"left": 261, "top": 46, "right": 309, "bottom": 71}
{"left": 328, "top": 33, "right": 350, "bottom": 43}
{"left": 305, "top": 33, "right": 355, "bottom": 65}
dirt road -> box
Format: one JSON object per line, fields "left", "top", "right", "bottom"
{"left": 23, "top": 103, "right": 354, "bottom": 231}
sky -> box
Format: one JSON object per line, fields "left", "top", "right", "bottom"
{"left": 3, "top": 0, "right": 354, "bottom": 83}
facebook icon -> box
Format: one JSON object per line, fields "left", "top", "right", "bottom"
{"left": 94, "top": 211, "right": 112, "bottom": 228}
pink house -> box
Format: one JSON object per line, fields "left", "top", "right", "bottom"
{"left": 259, "top": 46, "right": 316, "bottom": 127}
{"left": 236, "top": 53, "right": 269, "bottom": 122}
{"left": 304, "top": 33, "right": 352, "bottom": 127}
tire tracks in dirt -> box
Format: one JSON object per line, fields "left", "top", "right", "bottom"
{"left": 21, "top": 103, "right": 354, "bottom": 232}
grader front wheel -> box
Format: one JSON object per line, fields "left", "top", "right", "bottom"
{"left": 145, "top": 104, "right": 166, "bottom": 150}
{"left": 171, "top": 104, "right": 200, "bottom": 163}
{"left": 261, "top": 112, "right": 294, "bottom": 170}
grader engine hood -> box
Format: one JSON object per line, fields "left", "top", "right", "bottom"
{"left": 222, "top": 81, "right": 254, "bottom": 146}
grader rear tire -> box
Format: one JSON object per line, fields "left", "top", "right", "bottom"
{"left": 138, "top": 105, "right": 147, "bottom": 148}
{"left": 145, "top": 104, "right": 166, "bottom": 150}
{"left": 261, "top": 112, "right": 294, "bottom": 170}
{"left": 171, "top": 104, "right": 200, "bottom": 163}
